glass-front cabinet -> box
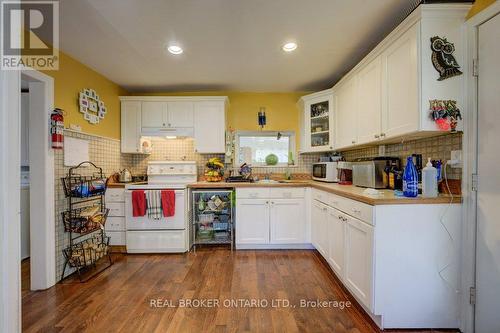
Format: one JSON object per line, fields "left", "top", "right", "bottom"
{"left": 299, "top": 89, "right": 334, "bottom": 153}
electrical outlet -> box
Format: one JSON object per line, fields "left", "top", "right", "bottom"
{"left": 449, "top": 150, "right": 462, "bottom": 168}
{"left": 378, "top": 145, "right": 386, "bottom": 156}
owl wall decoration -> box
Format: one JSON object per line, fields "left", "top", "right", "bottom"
{"left": 430, "top": 36, "right": 462, "bottom": 81}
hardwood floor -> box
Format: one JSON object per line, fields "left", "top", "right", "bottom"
{"left": 22, "top": 249, "right": 459, "bottom": 333}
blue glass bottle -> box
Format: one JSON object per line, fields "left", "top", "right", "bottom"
{"left": 403, "top": 156, "right": 418, "bottom": 197}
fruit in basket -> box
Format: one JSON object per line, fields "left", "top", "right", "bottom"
{"left": 204, "top": 157, "right": 224, "bottom": 182}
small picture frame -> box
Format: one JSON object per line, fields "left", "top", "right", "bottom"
{"left": 99, "top": 106, "right": 107, "bottom": 113}
{"left": 79, "top": 92, "right": 87, "bottom": 100}
{"left": 84, "top": 89, "right": 91, "bottom": 97}
{"left": 84, "top": 113, "right": 91, "bottom": 121}
{"left": 98, "top": 111, "right": 105, "bottom": 119}
{"left": 98, "top": 100, "right": 104, "bottom": 107}
{"left": 79, "top": 106, "right": 87, "bottom": 113}
{"left": 88, "top": 100, "right": 98, "bottom": 112}
{"left": 95, "top": 94, "right": 100, "bottom": 101}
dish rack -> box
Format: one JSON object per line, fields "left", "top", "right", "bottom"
{"left": 60, "top": 161, "right": 113, "bottom": 282}
{"left": 191, "top": 189, "right": 234, "bottom": 251}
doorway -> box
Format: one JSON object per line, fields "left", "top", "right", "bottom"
{"left": 20, "top": 70, "right": 56, "bottom": 291}
{"left": 474, "top": 11, "right": 500, "bottom": 333}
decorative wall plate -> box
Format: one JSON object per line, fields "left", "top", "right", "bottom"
{"left": 79, "top": 89, "right": 106, "bottom": 124}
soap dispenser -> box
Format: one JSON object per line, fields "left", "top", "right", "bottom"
{"left": 422, "top": 158, "right": 438, "bottom": 198}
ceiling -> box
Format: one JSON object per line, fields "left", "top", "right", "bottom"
{"left": 59, "top": 0, "right": 419, "bottom": 92}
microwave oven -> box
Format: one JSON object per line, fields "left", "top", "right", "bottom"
{"left": 312, "top": 162, "right": 339, "bottom": 183}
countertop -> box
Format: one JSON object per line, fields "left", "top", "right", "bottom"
{"left": 107, "top": 181, "right": 147, "bottom": 188}
{"left": 187, "top": 181, "right": 461, "bottom": 205}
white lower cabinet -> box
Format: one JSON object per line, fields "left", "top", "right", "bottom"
{"left": 270, "top": 199, "right": 306, "bottom": 244}
{"left": 343, "top": 213, "right": 374, "bottom": 311}
{"left": 312, "top": 195, "right": 373, "bottom": 311}
{"left": 235, "top": 199, "right": 270, "bottom": 244}
{"left": 326, "top": 207, "right": 345, "bottom": 278}
{"left": 105, "top": 188, "right": 126, "bottom": 246}
{"left": 311, "top": 200, "right": 328, "bottom": 256}
{"left": 235, "top": 188, "right": 307, "bottom": 247}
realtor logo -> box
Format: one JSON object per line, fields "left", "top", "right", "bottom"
{"left": 1, "top": 0, "right": 59, "bottom": 70}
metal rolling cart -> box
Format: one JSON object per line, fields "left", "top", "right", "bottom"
{"left": 191, "top": 189, "right": 234, "bottom": 251}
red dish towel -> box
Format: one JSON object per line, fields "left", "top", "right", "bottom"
{"left": 132, "top": 190, "right": 146, "bottom": 217}
{"left": 161, "top": 190, "right": 176, "bottom": 217}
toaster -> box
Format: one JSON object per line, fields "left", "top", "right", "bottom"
{"left": 351, "top": 157, "right": 400, "bottom": 189}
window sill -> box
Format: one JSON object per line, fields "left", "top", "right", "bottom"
{"left": 238, "top": 164, "right": 299, "bottom": 169}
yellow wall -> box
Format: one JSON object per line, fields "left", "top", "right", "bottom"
{"left": 133, "top": 91, "right": 309, "bottom": 144}
{"left": 42, "top": 52, "right": 127, "bottom": 139}
{"left": 467, "top": 0, "right": 496, "bottom": 18}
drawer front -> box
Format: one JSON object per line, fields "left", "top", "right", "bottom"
{"left": 269, "top": 187, "right": 306, "bottom": 199}
{"left": 107, "top": 231, "right": 126, "bottom": 246}
{"left": 107, "top": 202, "right": 125, "bottom": 217}
{"left": 341, "top": 199, "right": 373, "bottom": 225}
{"left": 312, "top": 189, "right": 329, "bottom": 204}
{"left": 105, "top": 188, "right": 125, "bottom": 203}
{"left": 236, "top": 188, "right": 270, "bottom": 199}
{"left": 106, "top": 216, "right": 125, "bottom": 231}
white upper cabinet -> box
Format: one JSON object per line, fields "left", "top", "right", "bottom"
{"left": 381, "top": 23, "right": 419, "bottom": 139}
{"left": 334, "top": 77, "right": 358, "bottom": 149}
{"left": 121, "top": 101, "right": 142, "bottom": 153}
{"left": 356, "top": 56, "right": 382, "bottom": 145}
{"left": 141, "top": 101, "right": 165, "bottom": 128}
{"left": 194, "top": 101, "right": 226, "bottom": 153}
{"left": 298, "top": 89, "right": 334, "bottom": 153}
{"left": 167, "top": 101, "right": 194, "bottom": 127}
{"left": 120, "top": 97, "right": 227, "bottom": 154}
{"left": 319, "top": 5, "right": 468, "bottom": 151}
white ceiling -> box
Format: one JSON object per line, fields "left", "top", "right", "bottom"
{"left": 59, "top": 0, "right": 418, "bottom": 92}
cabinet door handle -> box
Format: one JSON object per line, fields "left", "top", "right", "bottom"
{"left": 351, "top": 140, "right": 356, "bottom": 144}
{"left": 380, "top": 133, "right": 386, "bottom": 137}
{"left": 374, "top": 134, "right": 380, "bottom": 139}
{"left": 352, "top": 208, "right": 361, "bottom": 214}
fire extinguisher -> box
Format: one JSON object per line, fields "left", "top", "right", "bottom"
{"left": 51, "top": 108, "right": 64, "bottom": 149}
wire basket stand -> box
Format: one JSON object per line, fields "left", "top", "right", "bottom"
{"left": 60, "top": 161, "right": 113, "bottom": 282}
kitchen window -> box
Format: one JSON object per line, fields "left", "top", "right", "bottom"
{"left": 235, "top": 131, "right": 295, "bottom": 167}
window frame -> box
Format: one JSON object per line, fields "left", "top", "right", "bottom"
{"left": 234, "top": 130, "right": 296, "bottom": 167}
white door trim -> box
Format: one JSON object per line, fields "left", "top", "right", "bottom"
{"left": 0, "top": 69, "right": 21, "bottom": 333}
{"left": 462, "top": 3, "right": 500, "bottom": 333}
{"left": 21, "top": 69, "right": 56, "bottom": 290}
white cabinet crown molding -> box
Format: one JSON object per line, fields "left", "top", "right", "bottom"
{"left": 119, "top": 96, "right": 229, "bottom": 104}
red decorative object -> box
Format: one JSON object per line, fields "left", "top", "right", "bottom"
{"left": 436, "top": 118, "right": 450, "bottom": 131}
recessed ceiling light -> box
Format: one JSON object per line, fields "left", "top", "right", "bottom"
{"left": 282, "top": 42, "right": 297, "bottom": 52}
{"left": 167, "top": 45, "right": 183, "bottom": 55}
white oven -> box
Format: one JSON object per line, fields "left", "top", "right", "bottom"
{"left": 125, "top": 188, "right": 185, "bottom": 230}
{"left": 124, "top": 161, "right": 197, "bottom": 253}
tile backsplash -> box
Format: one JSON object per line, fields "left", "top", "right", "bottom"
{"left": 341, "top": 133, "right": 462, "bottom": 179}
{"left": 122, "top": 137, "right": 322, "bottom": 178}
